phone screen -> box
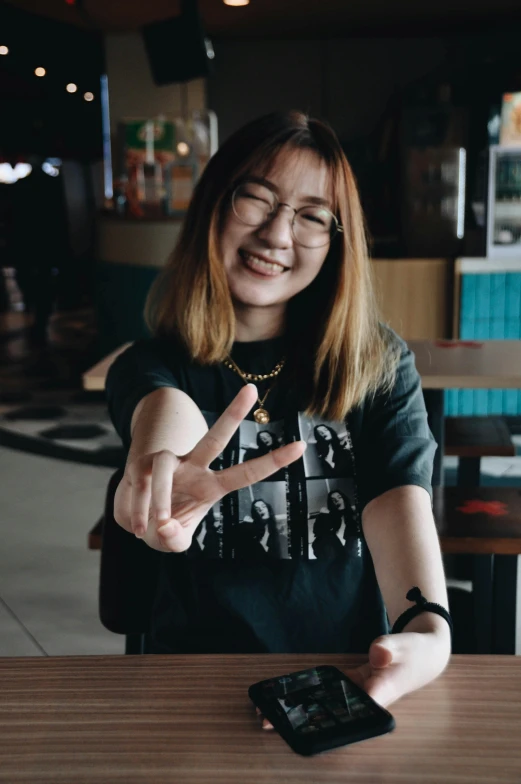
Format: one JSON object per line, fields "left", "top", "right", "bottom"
{"left": 249, "top": 665, "right": 394, "bottom": 755}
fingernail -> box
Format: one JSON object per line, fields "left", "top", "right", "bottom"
{"left": 134, "top": 525, "right": 145, "bottom": 538}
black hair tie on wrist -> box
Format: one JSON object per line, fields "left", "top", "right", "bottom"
{"left": 391, "top": 587, "right": 453, "bottom": 637}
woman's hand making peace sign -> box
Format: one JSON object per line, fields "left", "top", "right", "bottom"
{"left": 114, "top": 384, "right": 306, "bottom": 552}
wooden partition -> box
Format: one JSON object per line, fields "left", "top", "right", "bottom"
{"left": 372, "top": 258, "right": 453, "bottom": 340}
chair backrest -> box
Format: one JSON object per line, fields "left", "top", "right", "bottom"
{"left": 99, "top": 469, "right": 161, "bottom": 635}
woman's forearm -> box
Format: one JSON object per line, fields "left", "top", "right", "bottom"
{"left": 362, "top": 484, "right": 450, "bottom": 645}
{"left": 128, "top": 387, "right": 209, "bottom": 463}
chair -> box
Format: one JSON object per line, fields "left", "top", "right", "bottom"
{"left": 98, "top": 469, "right": 161, "bottom": 654}
{"left": 434, "top": 486, "right": 521, "bottom": 655}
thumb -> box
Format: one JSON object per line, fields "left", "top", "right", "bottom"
{"left": 369, "top": 635, "right": 398, "bottom": 669}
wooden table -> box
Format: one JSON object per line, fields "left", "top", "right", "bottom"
{"left": 408, "top": 339, "right": 521, "bottom": 390}
{"left": 407, "top": 339, "right": 521, "bottom": 484}
{"left": 84, "top": 339, "right": 521, "bottom": 395}
{"left": 1, "top": 654, "right": 520, "bottom": 784}
{"left": 82, "top": 343, "right": 131, "bottom": 391}
{"left": 408, "top": 339, "right": 521, "bottom": 656}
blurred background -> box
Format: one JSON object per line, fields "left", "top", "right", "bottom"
{"left": 1, "top": 0, "right": 521, "bottom": 657}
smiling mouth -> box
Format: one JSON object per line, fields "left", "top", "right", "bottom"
{"left": 239, "top": 250, "right": 289, "bottom": 277}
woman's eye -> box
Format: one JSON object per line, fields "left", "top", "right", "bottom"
{"left": 302, "top": 212, "right": 327, "bottom": 226}
{"left": 243, "top": 192, "right": 271, "bottom": 206}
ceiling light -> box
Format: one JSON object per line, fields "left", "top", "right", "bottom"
{"left": 0, "top": 163, "right": 32, "bottom": 184}
{"left": 177, "top": 142, "right": 190, "bottom": 157}
{"left": 35, "top": 67, "right": 46, "bottom": 77}
{"left": 66, "top": 83, "right": 78, "bottom": 93}
{"left": 84, "top": 91, "right": 94, "bottom": 102}
{"left": 0, "top": 46, "right": 9, "bottom": 55}
{"left": 223, "top": 0, "right": 250, "bottom": 5}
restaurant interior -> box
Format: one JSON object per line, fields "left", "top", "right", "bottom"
{"left": 1, "top": 0, "right": 521, "bottom": 779}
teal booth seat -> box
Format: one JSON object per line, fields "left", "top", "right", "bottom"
{"left": 94, "top": 214, "right": 183, "bottom": 358}
{"left": 445, "top": 261, "right": 521, "bottom": 416}
{"left": 95, "top": 260, "right": 159, "bottom": 356}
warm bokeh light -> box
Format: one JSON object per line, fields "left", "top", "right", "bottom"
{"left": 0, "top": 46, "right": 9, "bottom": 55}
{"left": 177, "top": 142, "right": 190, "bottom": 157}
{"left": 0, "top": 163, "right": 32, "bottom": 184}
{"left": 223, "top": 0, "right": 250, "bottom": 5}
{"left": 84, "top": 91, "right": 94, "bottom": 102}
{"left": 66, "top": 83, "right": 78, "bottom": 93}
{"left": 35, "top": 67, "right": 46, "bottom": 77}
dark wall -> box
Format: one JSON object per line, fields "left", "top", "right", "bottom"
{"left": 207, "top": 37, "right": 445, "bottom": 145}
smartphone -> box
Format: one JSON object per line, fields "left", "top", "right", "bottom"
{"left": 248, "top": 665, "right": 395, "bottom": 756}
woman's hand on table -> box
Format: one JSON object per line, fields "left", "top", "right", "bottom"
{"left": 345, "top": 620, "right": 451, "bottom": 709}
{"left": 257, "top": 618, "right": 451, "bottom": 730}
{"left": 114, "top": 384, "right": 306, "bottom": 552}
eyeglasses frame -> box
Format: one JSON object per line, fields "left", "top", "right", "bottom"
{"left": 231, "top": 182, "right": 344, "bottom": 249}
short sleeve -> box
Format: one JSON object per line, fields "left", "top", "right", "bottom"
{"left": 106, "top": 339, "right": 180, "bottom": 450}
{"left": 355, "top": 340, "right": 437, "bottom": 510}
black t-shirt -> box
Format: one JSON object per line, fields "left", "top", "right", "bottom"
{"left": 106, "top": 331, "right": 436, "bottom": 654}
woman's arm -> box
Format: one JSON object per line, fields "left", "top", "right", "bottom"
{"left": 115, "top": 385, "right": 306, "bottom": 551}
{"left": 129, "top": 386, "right": 209, "bottom": 462}
{"left": 353, "top": 484, "right": 451, "bottom": 707}
{"left": 115, "top": 387, "right": 209, "bottom": 541}
{"left": 362, "top": 484, "right": 449, "bottom": 635}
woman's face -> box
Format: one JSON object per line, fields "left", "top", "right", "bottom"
{"left": 316, "top": 425, "right": 332, "bottom": 442}
{"left": 253, "top": 500, "right": 270, "bottom": 519}
{"left": 258, "top": 431, "right": 274, "bottom": 448}
{"left": 330, "top": 491, "right": 345, "bottom": 511}
{"left": 220, "top": 147, "right": 333, "bottom": 315}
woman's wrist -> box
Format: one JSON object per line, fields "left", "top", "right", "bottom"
{"left": 399, "top": 610, "right": 452, "bottom": 645}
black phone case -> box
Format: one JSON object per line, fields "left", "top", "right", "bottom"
{"left": 249, "top": 666, "right": 395, "bottom": 756}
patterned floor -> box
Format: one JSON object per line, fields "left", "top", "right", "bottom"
{"left": 0, "top": 309, "right": 124, "bottom": 467}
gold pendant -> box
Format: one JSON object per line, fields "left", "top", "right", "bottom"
{"left": 253, "top": 408, "right": 270, "bottom": 424}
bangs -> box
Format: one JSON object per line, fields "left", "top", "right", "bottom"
{"left": 229, "top": 133, "right": 342, "bottom": 218}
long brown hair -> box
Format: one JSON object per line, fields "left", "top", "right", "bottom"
{"left": 145, "top": 111, "right": 399, "bottom": 420}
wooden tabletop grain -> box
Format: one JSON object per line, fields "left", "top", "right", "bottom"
{"left": 1, "top": 654, "right": 520, "bottom": 784}
{"left": 82, "top": 343, "right": 131, "bottom": 391}
{"left": 408, "top": 339, "right": 521, "bottom": 389}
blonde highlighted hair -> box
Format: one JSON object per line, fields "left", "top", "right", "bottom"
{"left": 145, "top": 111, "right": 399, "bottom": 420}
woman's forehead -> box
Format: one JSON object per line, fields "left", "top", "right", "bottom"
{"left": 250, "top": 146, "right": 333, "bottom": 204}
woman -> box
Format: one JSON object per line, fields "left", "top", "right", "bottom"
{"left": 233, "top": 499, "right": 283, "bottom": 559}
{"left": 311, "top": 489, "right": 358, "bottom": 560}
{"left": 313, "top": 424, "right": 351, "bottom": 476}
{"left": 242, "top": 430, "right": 277, "bottom": 462}
{"left": 107, "top": 111, "right": 450, "bottom": 710}
{"left": 242, "top": 430, "right": 285, "bottom": 481}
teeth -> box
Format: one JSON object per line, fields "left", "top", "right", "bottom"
{"left": 243, "top": 253, "right": 285, "bottom": 273}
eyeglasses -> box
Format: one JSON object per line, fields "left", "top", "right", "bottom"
{"left": 231, "top": 181, "right": 343, "bottom": 249}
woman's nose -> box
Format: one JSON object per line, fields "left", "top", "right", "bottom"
{"left": 255, "top": 204, "right": 294, "bottom": 248}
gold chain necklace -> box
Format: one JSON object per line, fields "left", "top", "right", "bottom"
{"left": 223, "top": 355, "right": 286, "bottom": 424}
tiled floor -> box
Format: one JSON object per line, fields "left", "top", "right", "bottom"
{"left": 0, "top": 444, "right": 123, "bottom": 656}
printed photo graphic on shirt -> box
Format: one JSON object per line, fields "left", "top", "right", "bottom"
{"left": 239, "top": 418, "right": 286, "bottom": 482}
{"left": 189, "top": 502, "right": 223, "bottom": 558}
{"left": 234, "top": 482, "right": 289, "bottom": 559}
{"left": 298, "top": 415, "right": 353, "bottom": 479}
{"left": 306, "top": 478, "right": 361, "bottom": 561}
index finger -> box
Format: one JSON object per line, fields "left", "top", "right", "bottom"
{"left": 217, "top": 441, "right": 306, "bottom": 495}
{"left": 189, "top": 384, "right": 258, "bottom": 468}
